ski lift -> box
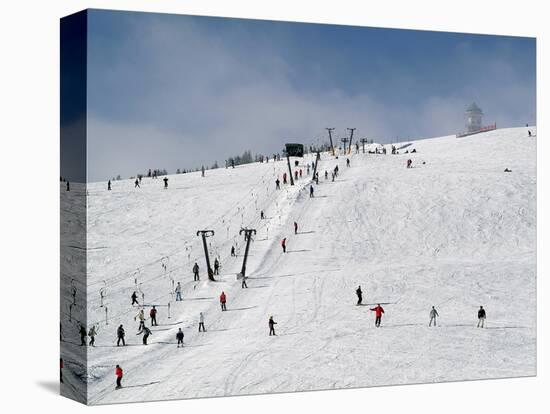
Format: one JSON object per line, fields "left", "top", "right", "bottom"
{"left": 133, "top": 269, "right": 141, "bottom": 289}
{"left": 138, "top": 283, "right": 145, "bottom": 303}
{"left": 99, "top": 280, "right": 106, "bottom": 307}
{"left": 161, "top": 256, "right": 170, "bottom": 273}
{"left": 167, "top": 270, "right": 175, "bottom": 298}
{"left": 70, "top": 278, "right": 77, "bottom": 305}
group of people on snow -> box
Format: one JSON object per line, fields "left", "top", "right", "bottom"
{"left": 73, "top": 152, "right": 495, "bottom": 393}
{"left": 355, "top": 285, "right": 487, "bottom": 328}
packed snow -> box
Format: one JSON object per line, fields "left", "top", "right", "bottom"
{"left": 60, "top": 126, "right": 536, "bottom": 405}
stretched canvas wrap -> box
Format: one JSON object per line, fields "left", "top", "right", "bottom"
{"left": 60, "top": 9, "right": 537, "bottom": 405}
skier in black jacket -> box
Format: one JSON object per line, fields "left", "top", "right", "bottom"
{"left": 477, "top": 306, "right": 486, "bottom": 328}
{"left": 117, "top": 325, "right": 126, "bottom": 346}
{"left": 176, "top": 328, "right": 184, "bottom": 348}
{"left": 193, "top": 262, "right": 200, "bottom": 281}
{"left": 269, "top": 315, "right": 277, "bottom": 336}
{"left": 356, "top": 286, "right": 363, "bottom": 305}
{"left": 140, "top": 326, "right": 152, "bottom": 345}
{"left": 79, "top": 324, "right": 87, "bottom": 346}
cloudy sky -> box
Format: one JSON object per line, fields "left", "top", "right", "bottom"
{"left": 86, "top": 9, "right": 536, "bottom": 182}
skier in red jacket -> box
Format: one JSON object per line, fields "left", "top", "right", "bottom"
{"left": 370, "top": 304, "right": 385, "bottom": 327}
{"left": 220, "top": 291, "right": 227, "bottom": 311}
{"left": 149, "top": 306, "right": 158, "bottom": 326}
{"left": 281, "top": 238, "right": 287, "bottom": 253}
{"left": 115, "top": 365, "right": 123, "bottom": 389}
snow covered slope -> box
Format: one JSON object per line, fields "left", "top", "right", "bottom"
{"left": 61, "top": 126, "right": 536, "bottom": 404}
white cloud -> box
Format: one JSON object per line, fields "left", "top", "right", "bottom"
{"left": 86, "top": 14, "right": 535, "bottom": 181}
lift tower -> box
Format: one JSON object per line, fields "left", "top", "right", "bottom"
{"left": 347, "top": 128, "right": 356, "bottom": 154}
{"left": 196, "top": 230, "right": 216, "bottom": 281}
{"left": 238, "top": 227, "right": 257, "bottom": 279}
{"left": 326, "top": 128, "right": 335, "bottom": 156}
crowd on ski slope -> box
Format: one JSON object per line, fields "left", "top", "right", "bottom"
{"left": 62, "top": 147, "right": 491, "bottom": 391}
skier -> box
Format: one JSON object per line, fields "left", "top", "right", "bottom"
{"left": 79, "top": 324, "right": 87, "bottom": 346}
{"left": 198, "top": 312, "right": 206, "bottom": 332}
{"left": 175, "top": 282, "right": 182, "bottom": 301}
{"left": 275, "top": 178, "right": 280, "bottom": 189}
{"left": 134, "top": 178, "right": 140, "bottom": 188}
{"left": 115, "top": 365, "right": 123, "bottom": 389}
{"left": 528, "top": 130, "right": 532, "bottom": 137}
{"left": 88, "top": 325, "right": 97, "bottom": 347}
{"left": 231, "top": 245, "right": 236, "bottom": 257}
{"left": 332, "top": 172, "right": 335, "bottom": 182}
{"left": 294, "top": 221, "right": 298, "bottom": 234}
{"left": 163, "top": 177, "right": 168, "bottom": 189}
{"left": 406, "top": 159, "right": 412, "bottom": 168}
{"left": 107, "top": 180, "right": 111, "bottom": 191}
{"left": 201, "top": 165, "right": 205, "bottom": 177}
{"left": 66, "top": 181, "right": 70, "bottom": 191}
{"left": 176, "top": 328, "right": 184, "bottom": 348}
{"left": 346, "top": 158, "right": 350, "bottom": 167}
{"left": 370, "top": 304, "right": 385, "bottom": 327}
{"left": 140, "top": 326, "right": 152, "bottom": 345}
{"left": 241, "top": 274, "right": 248, "bottom": 289}
{"left": 281, "top": 237, "right": 287, "bottom": 253}
{"left": 325, "top": 170, "right": 328, "bottom": 180}
{"left": 214, "top": 258, "right": 220, "bottom": 275}
{"left": 283, "top": 172, "right": 287, "bottom": 184}
{"left": 134, "top": 308, "right": 145, "bottom": 324}
{"left": 299, "top": 169, "right": 303, "bottom": 178}
{"left": 477, "top": 306, "right": 486, "bottom": 328}
{"left": 269, "top": 315, "right": 277, "bottom": 336}
{"left": 220, "top": 291, "right": 227, "bottom": 311}
{"left": 260, "top": 210, "right": 265, "bottom": 220}
{"left": 193, "top": 262, "right": 200, "bottom": 281}
{"left": 116, "top": 324, "right": 126, "bottom": 346}
{"left": 356, "top": 285, "right": 363, "bottom": 305}
{"left": 429, "top": 306, "right": 439, "bottom": 327}
{"left": 131, "top": 291, "right": 139, "bottom": 306}
{"left": 309, "top": 185, "right": 314, "bottom": 198}
{"left": 150, "top": 306, "right": 158, "bottom": 326}
{"left": 307, "top": 165, "right": 310, "bottom": 175}
{"left": 294, "top": 170, "right": 298, "bottom": 181}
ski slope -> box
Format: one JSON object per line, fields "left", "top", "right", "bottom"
{"left": 60, "top": 126, "right": 536, "bottom": 404}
